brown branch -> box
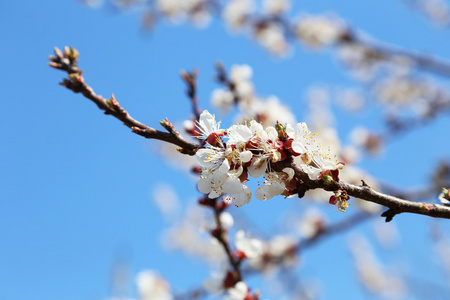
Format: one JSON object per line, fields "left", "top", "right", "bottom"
{"left": 181, "top": 69, "right": 202, "bottom": 122}
{"left": 340, "top": 31, "right": 450, "bottom": 77}
{"left": 49, "top": 47, "right": 199, "bottom": 156}
{"left": 276, "top": 158, "right": 450, "bottom": 221}
{"left": 210, "top": 197, "right": 243, "bottom": 282}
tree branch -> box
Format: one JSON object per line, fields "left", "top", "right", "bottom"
{"left": 49, "top": 47, "right": 199, "bottom": 155}
{"left": 277, "top": 158, "right": 450, "bottom": 220}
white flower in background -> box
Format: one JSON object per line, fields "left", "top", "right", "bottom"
{"left": 226, "top": 281, "right": 250, "bottom": 300}
{"left": 252, "top": 96, "right": 296, "bottom": 128}
{"left": 263, "top": 0, "right": 290, "bottom": 15}
{"left": 230, "top": 64, "right": 255, "bottom": 100}
{"left": 298, "top": 209, "right": 325, "bottom": 239}
{"left": 220, "top": 211, "right": 234, "bottom": 229}
{"left": 211, "top": 88, "right": 235, "bottom": 113}
{"left": 348, "top": 235, "right": 407, "bottom": 299}
{"left": 137, "top": 270, "right": 173, "bottom": 300}
{"left": 295, "top": 14, "right": 345, "bottom": 48}
{"left": 254, "top": 23, "right": 289, "bottom": 55}
{"left": 223, "top": 0, "right": 254, "bottom": 30}
{"left": 203, "top": 272, "right": 226, "bottom": 295}
{"left": 350, "top": 126, "right": 383, "bottom": 155}
{"left": 163, "top": 205, "right": 225, "bottom": 262}
{"left": 185, "top": 0, "right": 211, "bottom": 27}
{"left": 230, "top": 64, "right": 253, "bottom": 82}
{"left": 374, "top": 76, "right": 434, "bottom": 106}
{"left": 152, "top": 183, "right": 180, "bottom": 221}
{"left": 156, "top": 0, "right": 186, "bottom": 22}
{"left": 235, "top": 230, "right": 264, "bottom": 258}
{"left": 81, "top": 0, "right": 103, "bottom": 8}
{"left": 421, "top": 0, "right": 450, "bottom": 26}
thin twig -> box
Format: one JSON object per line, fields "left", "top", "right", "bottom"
{"left": 49, "top": 47, "right": 199, "bottom": 155}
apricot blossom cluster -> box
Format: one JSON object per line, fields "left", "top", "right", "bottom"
{"left": 194, "top": 110, "right": 345, "bottom": 208}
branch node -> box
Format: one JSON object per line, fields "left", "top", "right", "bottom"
{"left": 361, "top": 180, "right": 370, "bottom": 188}
{"left": 381, "top": 208, "right": 398, "bottom": 222}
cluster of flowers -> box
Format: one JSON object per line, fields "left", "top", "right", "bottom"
{"left": 193, "top": 110, "right": 345, "bottom": 208}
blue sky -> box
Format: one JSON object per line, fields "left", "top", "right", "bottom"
{"left": 1, "top": 0, "right": 450, "bottom": 299}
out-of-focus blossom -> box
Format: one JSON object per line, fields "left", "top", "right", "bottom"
{"left": 235, "top": 230, "right": 264, "bottom": 258}
{"left": 372, "top": 218, "right": 400, "bottom": 248}
{"left": 247, "top": 234, "right": 298, "bottom": 271}
{"left": 211, "top": 89, "right": 235, "bottom": 114}
{"left": 152, "top": 183, "right": 180, "bottom": 220}
{"left": 226, "top": 281, "right": 251, "bottom": 299}
{"left": 137, "top": 270, "right": 173, "bottom": 300}
{"left": 263, "top": 0, "right": 290, "bottom": 15}
{"left": 80, "top": 0, "right": 103, "bottom": 8}
{"left": 350, "top": 127, "right": 383, "bottom": 155}
{"left": 223, "top": 0, "right": 255, "bottom": 30}
{"left": 163, "top": 205, "right": 225, "bottom": 263}
{"left": 298, "top": 209, "right": 326, "bottom": 239}
{"left": 220, "top": 211, "right": 235, "bottom": 229}
{"left": 252, "top": 96, "right": 296, "bottom": 128}
{"left": 375, "top": 76, "right": 435, "bottom": 106}
{"left": 294, "top": 14, "right": 346, "bottom": 48}
{"left": 203, "top": 272, "right": 226, "bottom": 295}
{"left": 409, "top": 0, "right": 450, "bottom": 26}
{"left": 336, "top": 88, "right": 366, "bottom": 112}
{"left": 254, "top": 23, "right": 289, "bottom": 55}
{"left": 348, "top": 235, "right": 407, "bottom": 299}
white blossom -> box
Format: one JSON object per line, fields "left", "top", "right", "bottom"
{"left": 195, "top": 110, "right": 224, "bottom": 142}
{"left": 254, "top": 23, "right": 289, "bottom": 55}
{"left": 235, "top": 230, "right": 264, "bottom": 258}
{"left": 255, "top": 168, "right": 294, "bottom": 201}
{"left": 226, "top": 281, "right": 249, "bottom": 299}
{"left": 295, "top": 14, "right": 345, "bottom": 48}
{"left": 137, "top": 270, "right": 173, "bottom": 300}
{"left": 211, "top": 88, "right": 234, "bottom": 113}
{"left": 223, "top": 0, "right": 254, "bottom": 30}
{"left": 263, "top": 0, "right": 290, "bottom": 15}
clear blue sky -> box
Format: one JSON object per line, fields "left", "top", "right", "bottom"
{"left": 1, "top": 1, "right": 450, "bottom": 299}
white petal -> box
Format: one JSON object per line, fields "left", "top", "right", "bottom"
{"left": 255, "top": 185, "right": 272, "bottom": 201}
{"left": 248, "top": 157, "right": 267, "bottom": 178}
{"left": 223, "top": 177, "right": 243, "bottom": 194}
{"left": 235, "top": 231, "right": 263, "bottom": 258}
{"left": 232, "top": 185, "right": 252, "bottom": 207}
{"left": 198, "top": 178, "right": 212, "bottom": 193}
{"left": 220, "top": 212, "right": 234, "bottom": 229}
{"left": 198, "top": 110, "right": 216, "bottom": 133}
{"left": 229, "top": 124, "right": 253, "bottom": 143}
{"left": 282, "top": 167, "right": 295, "bottom": 181}
{"left": 240, "top": 150, "right": 253, "bottom": 163}
{"left": 255, "top": 182, "right": 285, "bottom": 201}
{"left": 209, "top": 190, "right": 222, "bottom": 198}
{"left": 292, "top": 141, "right": 305, "bottom": 154}
{"left": 296, "top": 122, "right": 310, "bottom": 135}
{"left": 265, "top": 126, "right": 278, "bottom": 141}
